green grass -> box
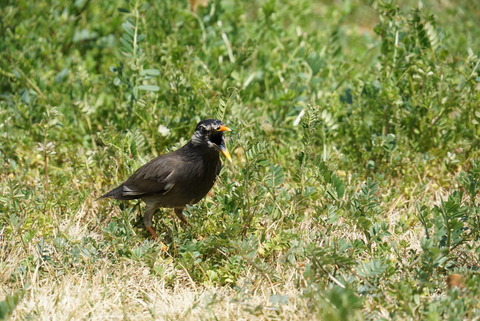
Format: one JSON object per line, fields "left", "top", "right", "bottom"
{"left": 1, "top": 0, "right": 480, "bottom": 319}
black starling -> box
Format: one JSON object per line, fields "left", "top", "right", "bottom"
{"left": 98, "top": 119, "right": 232, "bottom": 239}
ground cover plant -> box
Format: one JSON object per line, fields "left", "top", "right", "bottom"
{"left": 1, "top": 0, "right": 479, "bottom": 319}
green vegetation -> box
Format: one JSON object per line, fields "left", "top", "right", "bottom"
{"left": 1, "top": 0, "right": 479, "bottom": 319}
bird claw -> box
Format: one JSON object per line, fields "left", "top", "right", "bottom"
{"left": 146, "top": 226, "right": 168, "bottom": 251}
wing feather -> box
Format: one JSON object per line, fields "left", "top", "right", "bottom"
{"left": 121, "top": 154, "right": 179, "bottom": 198}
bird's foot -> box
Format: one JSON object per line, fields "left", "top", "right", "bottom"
{"left": 146, "top": 226, "right": 168, "bottom": 251}
{"left": 174, "top": 208, "right": 191, "bottom": 227}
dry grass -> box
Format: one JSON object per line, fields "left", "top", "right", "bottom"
{"left": 2, "top": 236, "right": 308, "bottom": 320}
{"left": 1, "top": 183, "right": 471, "bottom": 320}
{"left": 2, "top": 197, "right": 308, "bottom": 320}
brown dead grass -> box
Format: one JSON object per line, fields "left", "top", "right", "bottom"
{"left": 1, "top": 183, "right": 474, "bottom": 320}
{"left": 3, "top": 252, "right": 308, "bottom": 320}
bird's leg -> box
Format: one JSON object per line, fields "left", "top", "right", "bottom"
{"left": 174, "top": 208, "right": 191, "bottom": 227}
{"left": 144, "top": 203, "right": 168, "bottom": 251}
{"left": 144, "top": 203, "right": 158, "bottom": 240}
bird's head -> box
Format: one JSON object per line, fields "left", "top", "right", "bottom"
{"left": 191, "top": 119, "right": 232, "bottom": 162}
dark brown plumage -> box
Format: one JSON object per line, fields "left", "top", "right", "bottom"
{"left": 98, "top": 119, "right": 232, "bottom": 240}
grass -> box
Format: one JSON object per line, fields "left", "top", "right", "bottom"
{"left": 1, "top": 0, "right": 480, "bottom": 319}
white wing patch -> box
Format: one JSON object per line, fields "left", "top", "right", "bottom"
{"left": 162, "top": 170, "right": 176, "bottom": 195}
{"left": 162, "top": 182, "right": 175, "bottom": 195}
{"left": 122, "top": 185, "right": 144, "bottom": 196}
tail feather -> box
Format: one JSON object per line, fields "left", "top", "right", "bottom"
{"left": 97, "top": 184, "right": 144, "bottom": 201}
{"left": 96, "top": 185, "right": 124, "bottom": 201}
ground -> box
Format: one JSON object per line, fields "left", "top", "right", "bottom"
{"left": 1, "top": 0, "right": 480, "bottom": 320}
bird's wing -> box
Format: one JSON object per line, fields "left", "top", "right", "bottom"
{"left": 121, "top": 155, "right": 180, "bottom": 198}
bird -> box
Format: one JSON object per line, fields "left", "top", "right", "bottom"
{"left": 98, "top": 119, "right": 232, "bottom": 240}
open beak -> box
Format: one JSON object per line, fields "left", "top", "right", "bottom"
{"left": 217, "top": 143, "right": 232, "bottom": 163}
{"left": 215, "top": 125, "right": 232, "bottom": 162}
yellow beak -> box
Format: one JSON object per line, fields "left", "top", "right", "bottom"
{"left": 217, "top": 125, "right": 231, "bottom": 132}
{"left": 216, "top": 125, "right": 232, "bottom": 162}
{"left": 219, "top": 145, "right": 232, "bottom": 163}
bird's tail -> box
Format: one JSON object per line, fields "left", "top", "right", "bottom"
{"left": 96, "top": 185, "right": 124, "bottom": 201}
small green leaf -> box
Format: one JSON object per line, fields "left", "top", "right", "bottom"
{"left": 138, "top": 85, "right": 160, "bottom": 92}
{"left": 122, "top": 21, "right": 135, "bottom": 36}
{"left": 0, "top": 290, "right": 24, "bottom": 320}
{"left": 331, "top": 175, "right": 345, "bottom": 198}
{"left": 120, "top": 37, "right": 133, "bottom": 52}
{"left": 357, "top": 259, "right": 388, "bottom": 278}
{"left": 140, "top": 69, "right": 160, "bottom": 76}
